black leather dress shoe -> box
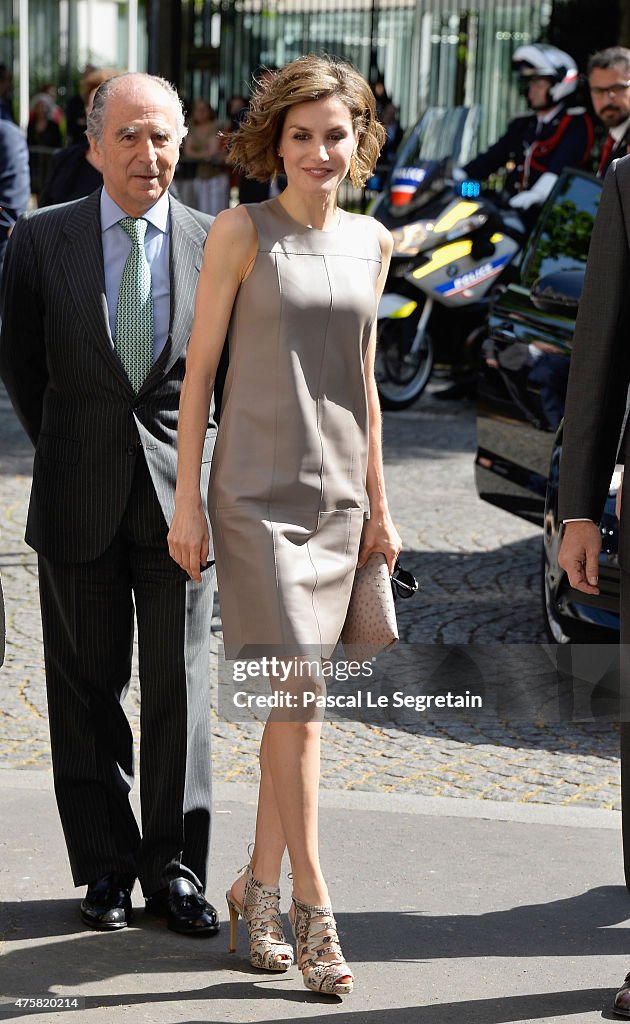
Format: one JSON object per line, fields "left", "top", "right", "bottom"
{"left": 80, "top": 873, "right": 133, "bottom": 930}
{"left": 614, "top": 973, "right": 630, "bottom": 1017}
{"left": 145, "top": 877, "right": 219, "bottom": 936}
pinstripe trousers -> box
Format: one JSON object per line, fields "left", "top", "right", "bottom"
{"left": 37, "top": 452, "right": 214, "bottom": 896}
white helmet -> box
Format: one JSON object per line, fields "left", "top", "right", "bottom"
{"left": 512, "top": 43, "right": 579, "bottom": 102}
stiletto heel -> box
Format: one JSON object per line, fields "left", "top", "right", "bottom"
{"left": 226, "top": 895, "right": 239, "bottom": 953}
{"left": 225, "top": 867, "right": 294, "bottom": 971}
{"left": 290, "top": 897, "right": 354, "bottom": 996}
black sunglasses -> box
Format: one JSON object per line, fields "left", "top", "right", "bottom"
{"left": 391, "top": 559, "right": 418, "bottom": 600}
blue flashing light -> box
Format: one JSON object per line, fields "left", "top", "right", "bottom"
{"left": 458, "top": 180, "right": 481, "bottom": 198}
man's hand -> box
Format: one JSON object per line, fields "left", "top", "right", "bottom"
{"left": 558, "top": 520, "right": 601, "bottom": 595}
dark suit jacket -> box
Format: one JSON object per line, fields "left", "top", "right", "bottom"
{"left": 0, "top": 188, "right": 216, "bottom": 563}
{"left": 39, "top": 141, "right": 102, "bottom": 207}
{"left": 558, "top": 157, "right": 630, "bottom": 565}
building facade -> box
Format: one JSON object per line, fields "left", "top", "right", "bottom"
{"left": 0, "top": 0, "right": 597, "bottom": 149}
{"left": 187, "top": 0, "right": 551, "bottom": 147}
{"left": 0, "top": 0, "right": 147, "bottom": 127}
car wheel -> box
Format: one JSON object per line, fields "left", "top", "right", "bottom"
{"left": 375, "top": 317, "right": 434, "bottom": 410}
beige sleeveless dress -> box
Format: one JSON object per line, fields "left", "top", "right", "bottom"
{"left": 208, "top": 197, "right": 382, "bottom": 656}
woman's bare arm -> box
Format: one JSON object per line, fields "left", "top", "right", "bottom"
{"left": 168, "top": 205, "right": 257, "bottom": 580}
{"left": 359, "top": 221, "right": 402, "bottom": 573}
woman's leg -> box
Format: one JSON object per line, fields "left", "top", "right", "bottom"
{"left": 231, "top": 670, "right": 327, "bottom": 905}
{"left": 249, "top": 723, "right": 287, "bottom": 880}
{"left": 264, "top": 715, "right": 329, "bottom": 906}
{"left": 229, "top": 721, "right": 286, "bottom": 901}
{"left": 227, "top": 720, "right": 294, "bottom": 971}
{"left": 230, "top": 666, "right": 351, "bottom": 990}
{"left": 263, "top": 682, "right": 353, "bottom": 993}
{"left": 193, "top": 178, "right": 211, "bottom": 214}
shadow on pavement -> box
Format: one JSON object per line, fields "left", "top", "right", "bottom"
{"left": 0, "top": 887, "right": 626, "bottom": 1021}
{"left": 360, "top": 537, "right": 621, "bottom": 760}
{"left": 0, "top": 919, "right": 618, "bottom": 1023}
{"left": 395, "top": 536, "right": 546, "bottom": 645}
{"left": 2, "top": 885, "right": 630, "bottom": 958}
{"left": 63, "top": 989, "right": 625, "bottom": 1021}
{"left": 382, "top": 396, "right": 478, "bottom": 461}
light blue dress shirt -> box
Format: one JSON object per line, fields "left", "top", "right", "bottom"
{"left": 100, "top": 187, "right": 171, "bottom": 362}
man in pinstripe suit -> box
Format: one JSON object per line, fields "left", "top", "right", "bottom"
{"left": 0, "top": 73, "right": 220, "bottom": 935}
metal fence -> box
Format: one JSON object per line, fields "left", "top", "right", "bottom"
{"left": 184, "top": 0, "right": 552, "bottom": 150}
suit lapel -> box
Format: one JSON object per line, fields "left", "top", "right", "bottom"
{"left": 615, "top": 124, "right": 630, "bottom": 163}
{"left": 62, "top": 191, "right": 206, "bottom": 396}
{"left": 143, "top": 195, "right": 205, "bottom": 387}
{"left": 61, "top": 189, "right": 134, "bottom": 393}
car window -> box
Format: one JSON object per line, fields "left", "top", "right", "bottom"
{"left": 522, "top": 172, "right": 602, "bottom": 290}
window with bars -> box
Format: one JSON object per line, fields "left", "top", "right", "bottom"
{"left": 184, "top": 0, "right": 550, "bottom": 150}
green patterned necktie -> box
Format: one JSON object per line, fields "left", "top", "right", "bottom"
{"left": 115, "top": 216, "right": 154, "bottom": 393}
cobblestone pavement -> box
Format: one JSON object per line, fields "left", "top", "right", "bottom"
{"left": 0, "top": 383, "right": 621, "bottom": 808}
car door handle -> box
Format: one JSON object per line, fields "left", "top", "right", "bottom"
{"left": 495, "top": 326, "right": 516, "bottom": 343}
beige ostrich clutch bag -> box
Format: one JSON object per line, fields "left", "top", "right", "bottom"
{"left": 340, "top": 552, "right": 399, "bottom": 657}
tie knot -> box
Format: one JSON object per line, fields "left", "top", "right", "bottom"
{"left": 119, "top": 216, "right": 148, "bottom": 244}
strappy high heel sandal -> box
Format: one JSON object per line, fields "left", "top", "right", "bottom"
{"left": 290, "top": 896, "right": 354, "bottom": 996}
{"left": 226, "top": 866, "right": 294, "bottom": 971}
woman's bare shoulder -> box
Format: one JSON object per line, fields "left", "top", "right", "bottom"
{"left": 208, "top": 204, "right": 257, "bottom": 241}
{"left": 344, "top": 210, "right": 393, "bottom": 260}
{"left": 373, "top": 217, "right": 393, "bottom": 259}
{"left": 204, "top": 206, "right": 259, "bottom": 266}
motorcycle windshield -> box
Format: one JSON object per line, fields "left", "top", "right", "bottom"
{"left": 392, "top": 106, "right": 480, "bottom": 174}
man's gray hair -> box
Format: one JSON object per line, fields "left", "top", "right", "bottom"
{"left": 86, "top": 72, "right": 188, "bottom": 145}
{"left": 588, "top": 46, "right": 630, "bottom": 78}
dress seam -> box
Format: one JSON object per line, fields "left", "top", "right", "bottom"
{"left": 268, "top": 251, "right": 285, "bottom": 641}
{"left": 304, "top": 252, "right": 335, "bottom": 651}
{"left": 258, "top": 247, "right": 381, "bottom": 262}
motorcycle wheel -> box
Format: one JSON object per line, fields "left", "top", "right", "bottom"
{"left": 375, "top": 316, "right": 434, "bottom": 410}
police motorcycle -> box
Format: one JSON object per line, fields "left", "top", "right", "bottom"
{"left": 371, "top": 107, "right": 527, "bottom": 409}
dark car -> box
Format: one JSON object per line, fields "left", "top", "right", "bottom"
{"left": 474, "top": 168, "right": 621, "bottom": 643}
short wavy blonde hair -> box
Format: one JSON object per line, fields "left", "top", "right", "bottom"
{"left": 227, "top": 55, "right": 386, "bottom": 188}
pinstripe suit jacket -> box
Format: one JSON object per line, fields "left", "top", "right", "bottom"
{"left": 0, "top": 188, "right": 216, "bottom": 563}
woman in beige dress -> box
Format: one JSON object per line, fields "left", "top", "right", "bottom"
{"left": 168, "top": 55, "right": 400, "bottom": 997}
